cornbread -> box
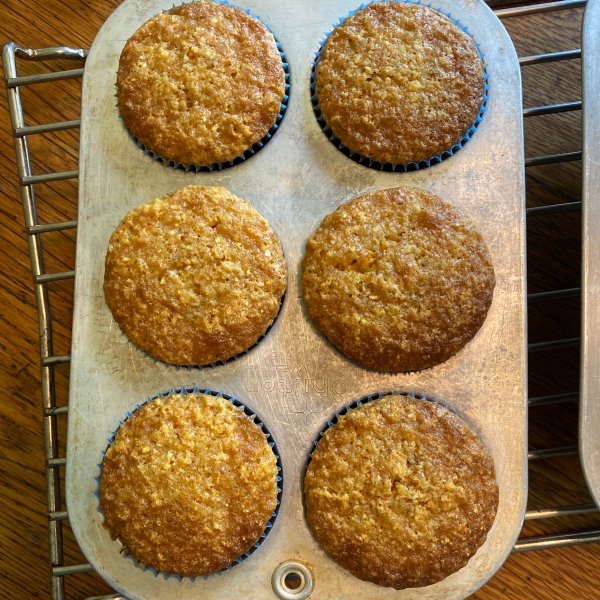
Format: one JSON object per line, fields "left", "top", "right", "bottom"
{"left": 304, "top": 394, "right": 499, "bottom": 589}
{"left": 100, "top": 392, "right": 279, "bottom": 577}
{"left": 302, "top": 187, "right": 495, "bottom": 372}
{"left": 117, "top": 1, "right": 286, "bottom": 166}
{"left": 104, "top": 185, "right": 287, "bottom": 365}
{"left": 315, "top": 2, "right": 485, "bottom": 165}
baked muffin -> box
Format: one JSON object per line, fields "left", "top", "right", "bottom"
{"left": 104, "top": 185, "right": 287, "bottom": 365}
{"left": 117, "top": 1, "right": 286, "bottom": 166}
{"left": 304, "top": 394, "right": 499, "bottom": 589}
{"left": 302, "top": 187, "right": 495, "bottom": 372}
{"left": 100, "top": 391, "right": 279, "bottom": 577}
{"left": 315, "top": 2, "right": 485, "bottom": 165}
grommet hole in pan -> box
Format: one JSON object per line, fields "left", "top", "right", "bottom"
{"left": 272, "top": 560, "right": 314, "bottom": 599}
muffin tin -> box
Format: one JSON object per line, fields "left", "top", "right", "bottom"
{"left": 580, "top": 0, "right": 600, "bottom": 511}
{"left": 66, "top": 1, "right": 527, "bottom": 599}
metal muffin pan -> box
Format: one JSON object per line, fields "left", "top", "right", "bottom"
{"left": 580, "top": 0, "right": 600, "bottom": 510}
{"left": 66, "top": 1, "right": 527, "bottom": 599}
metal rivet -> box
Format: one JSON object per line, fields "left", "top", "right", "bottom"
{"left": 271, "top": 561, "right": 314, "bottom": 600}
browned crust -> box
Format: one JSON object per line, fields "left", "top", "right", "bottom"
{"left": 103, "top": 185, "right": 287, "bottom": 365}
{"left": 301, "top": 187, "right": 495, "bottom": 372}
{"left": 315, "top": 3, "right": 484, "bottom": 165}
{"left": 304, "top": 394, "right": 499, "bottom": 589}
{"left": 117, "top": 1, "right": 285, "bottom": 166}
{"left": 100, "top": 393, "right": 279, "bottom": 577}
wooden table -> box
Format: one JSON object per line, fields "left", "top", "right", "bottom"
{"left": 1, "top": 0, "right": 599, "bottom": 598}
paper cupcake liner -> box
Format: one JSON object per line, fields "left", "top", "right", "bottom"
{"left": 95, "top": 386, "right": 283, "bottom": 581}
{"left": 310, "top": 0, "right": 490, "bottom": 172}
{"left": 305, "top": 391, "right": 452, "bottom": 472}
{"left": 117, "top": 0, "right": 291, "bottom": 172}
{"left": 117, "top": 290, "right": 286, "bottom": 371}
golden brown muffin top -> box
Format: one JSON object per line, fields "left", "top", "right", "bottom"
{"left": 117, "top": 1, "right": 285, "bottom": 166}
{"left": 305, "top": 394, "right": 498, "bottom": 589}
{"left": 104, "top": 185, "right": 287, "bottom": 365}
{"left": 302, "top": 187, "right": 495, "bottom": 372}
{"left": 315, "top": 2, "right": 485, "bottom": 165}
{"left": 100, "top": 392, "right": 279, "bottom": 577}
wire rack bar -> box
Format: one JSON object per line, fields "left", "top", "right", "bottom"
{"left": 35, "top": 271, "right": 76, "bottom": 284}
{"left": 10, "top": 46, "right": 88, "bottom": 61}
{"left": 528, "top": 337, "right": 580, "bottom": 352}
{"left": 28, "top": 221, "right": 78, "bottom": 234}
{"left": 7, "top": 68, "right": 84, "bottom": 88}
{"left": 42, "top": 355, "right": 71, "bottom": 366}
{"left": 513, "top": 530, "right": 600, "bottom": 552}
{"left": 53, "top": 564, "right": 96, "bottom": 577}
{"left": 49, "top": 510, "right": 69, "bottom": 522}
{"left": 525, "top": 503, "right": 598, "bottom": 520}
{"left": 529, "top": 391, "right": 579, "bottom": 406}
{"left": 496, "top": 0, "right": 587, "bottom": 18}
{"left": 15, "top": 119, "right": 80, "bottom": 137}
{"left": 528, "top": 445, "right": 579, "bottom": 460}
{"left": 525, "top": 151, "right": 582, "bottom": 167}
{"left": 45, "top": 406, "right": 69, "bottom": 416}
{"left": 528, "top": 287, "right": 581, "bottom": 302}
{"left": 519, "top": 48, "right": 581, "bottom": 65}
{"left": 526, "top": 201, "right": 582, "bottom": 216}
{"left": 2, "top": 0, "right": 596, "bottom": 594}
{"left": 523, "top": 100, "right": 582, "bottom": 117}
{"left": 21, "top": 170, "right": 79, "bottom": 185}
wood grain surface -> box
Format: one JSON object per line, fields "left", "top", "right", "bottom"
{"left": 1, "top": 1, "right": 599, "bottom": 598}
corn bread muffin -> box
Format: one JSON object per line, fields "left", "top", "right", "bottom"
{"left": 302, "top": 187, "right": 494, "bottom": 372}
{"left": 104, "top": 185, "right": 287, "bottom": 365}
{"left": 315, "top": 2, "right": 485, "bottom": 165}
{"left": 100, "top": 391, "right": 279, "bottom": 577}
{"left": 304, "top": 394, "right": 499, "bottom": 589}
{"left": 117, "top": 1, "right": 286, "bottom": 167}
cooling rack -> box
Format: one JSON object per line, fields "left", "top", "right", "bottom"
{"left": 2, "top": 0, "right": 597, "bottom": 597}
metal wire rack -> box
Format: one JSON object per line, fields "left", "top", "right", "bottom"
{"left": 2, "top": 0, "right": 597, "bottom": 597}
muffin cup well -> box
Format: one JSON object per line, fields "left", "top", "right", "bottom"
{"left": 303, "top": 390, "right": 499, "bottom": 590}
{"left": 310, "top": 0, "right": 490, "bottom": 172}
{"left": 117, "top": 0, "right": 290, "bottom": 172}
{"left": 95, "top": 387, "right": 283, "bottom": 581}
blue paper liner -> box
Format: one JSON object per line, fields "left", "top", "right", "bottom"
{"left": 116, "top": 289, "right": 286, "bottom": 371}
{"left": 310, "top": 0, "right": 490, "bottom": 172}
{"left": 117, "top": 0, "right": 291, "bottom": 172}
{"left": 95, "top": 387, "right": 283, "bottom": 581}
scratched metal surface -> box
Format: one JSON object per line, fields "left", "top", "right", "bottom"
{"left": 580, "top": 0, "right": 600, "bottom": 511}
{"left": 66, "top": 1, "right": 527, "bottom": 598}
